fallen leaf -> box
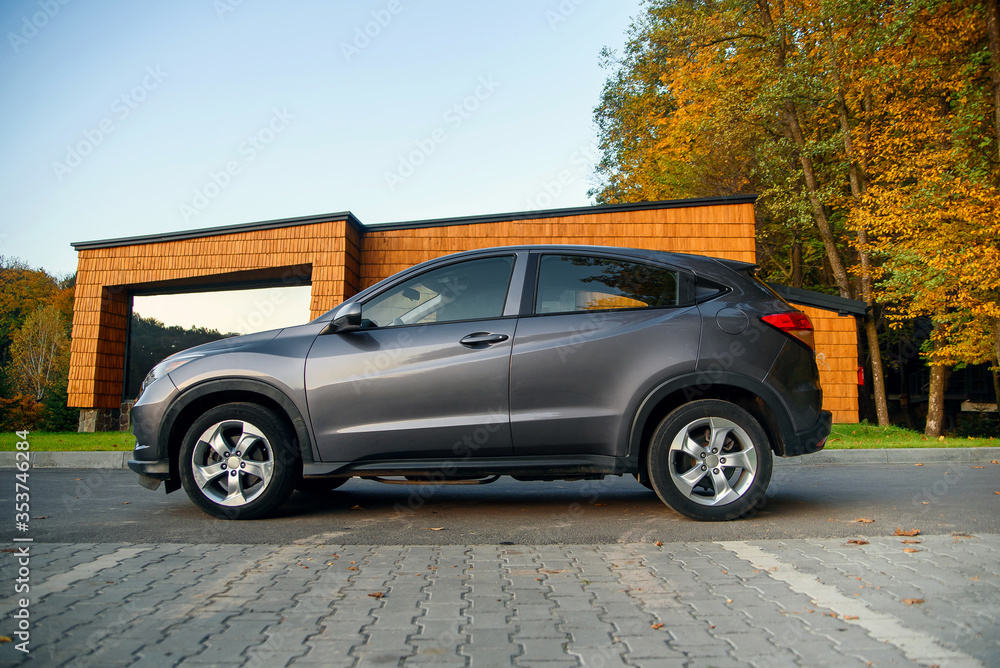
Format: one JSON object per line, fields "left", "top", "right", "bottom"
{"left": 914, "top": 463, "right": 924, "bottom": 467}
{"left": 651, "top": 623, "right": 664, "bottom": 630}
{"left": 0, "top": 636, "right": 10, "bottom": 644}
{"left": 903, "top": 548, "right": 922, "bottom": 553}
{"left": 823, "top": 612, "right": 837, "bottom": 617}
{"left": 0, "top": 548, "right": 18, "bottom": 553}
{"left": 844, "top": 615, "right": 859, "bottom": 620}
{"left": 423, "top": 527, "right": 445, "bottom": 531}
{"left": 122, "top": 502, "right": 130, "bottom": 505}
{"left": 991, "top": 460, "right": 999, "bottom": 464}
{"left": 852, "top": 518, "right": 875, "bottom": 524}
{"left": 846, "top": 539, "right": 869, "bottom": 545}
{"left": 346, "top": 566, "right": 358, "bottom": 571}
{"left": 726, "top": 598, "right": 733, "bottom": 603}
{"left": 995, "top": 492, "right": 1000, "bottom": 495}
{"left": 368, "top": 592, "right": 384, "bottom": 598}
{"left": 901, "top": 539, "right": 921, "bottom": 544}
{"left": 655, "top": 541, "right": 663, "bottom": 547}
{"left": 350, "top": 505, "right": 364, "bottom": 510}
{"left": 594, "top": 503, "right": 606, "bottom": 506}
{"left": 894, "top": 528, "right": 920, "bottom": 537}
{"left": 32, "top": 516, "right": 47, "bottom": 519}
{"left": 922, "top": 501, "right": 929, "bottom": 505}
{"left": 972, "top": 466, "right": 985, "bottom": 469}
{"left": 902, "top": 598, "right": 925, "bottom": 605}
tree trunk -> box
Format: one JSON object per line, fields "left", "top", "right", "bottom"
{"left": 756, "top": 0, "right": 853, "bottom": 299}
{"left": 791, "top": 239, "right": 803, "bottom": 288}
{"left": 986, "top": 0, "right": 1000, "bottom": 163}
{"left": 994, "top": 317, "right": 1000, "bottom": 409}
{"left": 924, "top": 328, "right": 952, "bottom": 438}
{"left": 823, "top": 24, "right": 890, "bottom": 425}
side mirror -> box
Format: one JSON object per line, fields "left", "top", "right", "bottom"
{"left": 320, "top": 302, "right": 363, "bottom": 335}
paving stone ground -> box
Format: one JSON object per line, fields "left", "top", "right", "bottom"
{"left": 1, "top": 534, "right": 997, "bottom": 667}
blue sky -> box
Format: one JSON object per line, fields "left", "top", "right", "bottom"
{"left": 1, "top": 0, "right": 641, "bottom": 331}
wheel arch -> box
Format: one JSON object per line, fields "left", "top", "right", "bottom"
{"left": 160, "top": 378, "right": 313, "bottom": 493}
{"left": 629, "top": 372, "right": 792, "bottom": 482}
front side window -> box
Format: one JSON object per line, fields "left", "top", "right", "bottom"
{"left": 363, "top": 256, "right": 515, "bottom": 327}
{"left": 535, "top": 254, "right": 678, "bottom": 314}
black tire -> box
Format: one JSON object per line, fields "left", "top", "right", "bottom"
{"left": 179, "top": 402, "right": 301, "bottom": 520}
{"left": 647, "top": 400, "right": 772, "bottom": 521}
{"left": 295, "top": 477, "right": 348, "bottom": 495}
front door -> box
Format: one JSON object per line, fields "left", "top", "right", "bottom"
{"left": 305, "top": 255, "right": 518, "bottom": 463}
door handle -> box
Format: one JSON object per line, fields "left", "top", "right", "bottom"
{"left": 460, "top": 332, "right": 509, "bottom": 346}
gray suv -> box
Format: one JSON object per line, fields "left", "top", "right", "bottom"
{"left": 129, "top": 245, "right": 831, "bottom": 521}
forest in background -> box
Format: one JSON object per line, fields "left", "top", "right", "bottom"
{"left": 592, "top": 0, "right": 1000, "bottom": 435}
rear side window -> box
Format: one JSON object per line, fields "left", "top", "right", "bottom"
{"left": 535, "top": 254, "right": 678, "bottom": 314}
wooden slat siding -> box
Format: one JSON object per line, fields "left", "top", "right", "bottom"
{"left": 793, "top": 304, "right": 860, "bottom": 424}
{"left": 69, "top": 201, "right": 856, "bottom": 424}
{"left": 359, "top": 204, "right": 757, "bottom": 288}
{"left": 69, "top": 219, "right": 353, "bottom": 408}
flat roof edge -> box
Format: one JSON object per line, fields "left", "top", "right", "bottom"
{"left": 71, "top": 211, "right": 364, "bottom": 251}
{"left": 70, "top": 195, "right": 758, "bottom": 251}
{"left": 364, "top": 195, "right": 758, "bottom": 232}
{"left": 770, "top": 283, "right": 868, "bottom": 316}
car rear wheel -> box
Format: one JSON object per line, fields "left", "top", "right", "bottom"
{"left": 179, "top": 403, "right": 300, "bottom": 519}
{"left": 647, "top": 400, "right": 772, "bottom": 521}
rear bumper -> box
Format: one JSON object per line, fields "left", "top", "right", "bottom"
{"left": 782, "top": 409, "right": 832, "bottom": 457}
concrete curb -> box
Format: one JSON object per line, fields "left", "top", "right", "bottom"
{"left": 0, "top": 451, "right": 132, "bottom": 469}
{"left": 1, "top": 447, "right": 998, "bottom": 469}
{"left": 775, "top": 446, "right": 1000, "bottom": 465}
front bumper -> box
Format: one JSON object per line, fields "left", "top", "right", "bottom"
{"left": 782, "top": 409, "right": 832, "bottom": 457}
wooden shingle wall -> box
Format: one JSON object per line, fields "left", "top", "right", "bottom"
{"left": 794, "top": 304, "right": 859, "bottom": 424}
{"left": 69, "top": 200, "right": 859, "bottom": 423}
{"left": 69, "top": 219, "right": 352, "bottom": 408}
{"left": 361, "top": 204, "right": 756, "bottom": 288}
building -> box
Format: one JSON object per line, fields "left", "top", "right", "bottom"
{"left": 69, "top": 196, "right": 862, "bottom": 430}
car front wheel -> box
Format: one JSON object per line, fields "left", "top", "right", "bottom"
{"left": 647, "top": 400, "right": 772, "bottom": 521}
{"left": 179, "top": 403, "right": 301, "bottom": 519}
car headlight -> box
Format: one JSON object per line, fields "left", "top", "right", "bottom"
{"left": 137, "top": 354, "right": 202, "bottom": 399}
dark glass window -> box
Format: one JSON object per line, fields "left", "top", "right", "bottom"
{"left": 535, "top": 254, "right": 678, "bottom": 314}
{"left": 363, "top": 256, "right": 515, "bottom": 327}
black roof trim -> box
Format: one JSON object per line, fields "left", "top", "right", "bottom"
{"left": 71, "top": 196, "right": 758, "bottom": 250}
{"left": 769, "top": 283, "right": 867, "bottom": 316}
{"left": 363, "top": 195, "right": 758, "bottom": 232}
{"left": 71, "top": 211, "right": 364, "bottom": 250}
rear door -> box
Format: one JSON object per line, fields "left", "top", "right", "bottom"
{"left": 509, "top": 252, "right": 702, "bottom": 457}
{"left": 305, "top": 254, "right": 521, "bottom": 463}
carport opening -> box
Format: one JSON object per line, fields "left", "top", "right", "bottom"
{"left": 123, "top": 265, "right": 312, "bottom": 400}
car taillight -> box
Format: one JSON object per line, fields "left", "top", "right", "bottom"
{"left": 761, "top": 312, "right": 815, "bottom": 351}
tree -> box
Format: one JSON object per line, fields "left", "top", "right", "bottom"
{"left": 851, "top": 0, "right": 1000, "bottom": 436}
{"left": 6, "top": 304, "right": 70, "bottom": 402}
{"left": 592, "top": 0, "right": 893, "bottom": 424}
{"left": 0, "top": 257, "right": 60, "bottom": 362}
